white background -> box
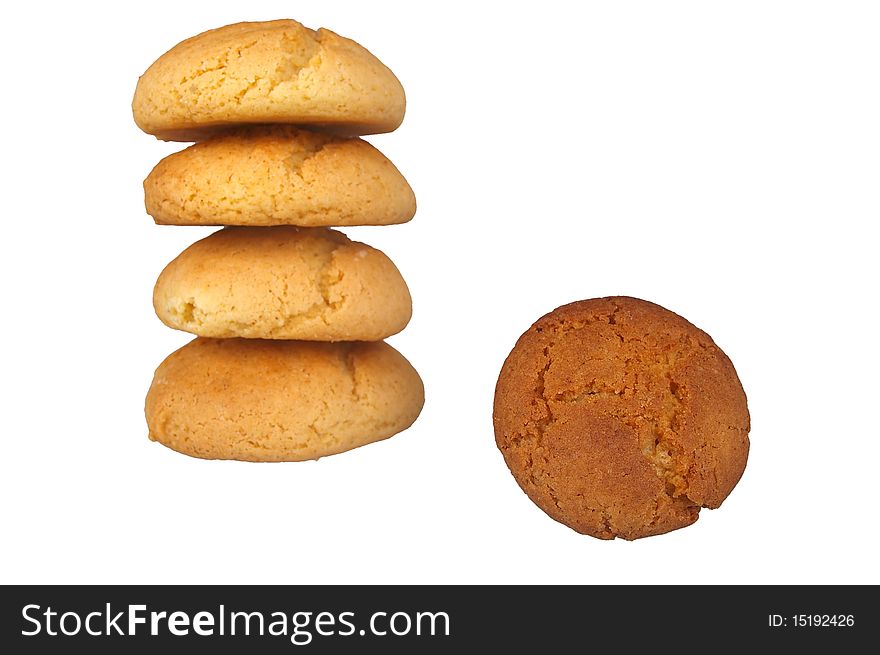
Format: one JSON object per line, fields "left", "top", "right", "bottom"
{"left": 1, "top": 0, "right": 878, "bottom": 585}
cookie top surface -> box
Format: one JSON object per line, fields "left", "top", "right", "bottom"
{"left": 146, "top": 338, "right": 424, "bottom": 462}
{"left": 493, "top": 297, "right": 750, "bottom": 540}
{"left": 133, "top": 20, "right": 405, "bottom": 140}
{"left": 154, "top": 226, "right": 411, "bottom": 341}
{"left": 144, "top": 126, "right": 415, "bottom": 226}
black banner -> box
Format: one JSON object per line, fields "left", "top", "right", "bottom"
{"left": 0, "top": 585, "right": 870, "bottom": 652}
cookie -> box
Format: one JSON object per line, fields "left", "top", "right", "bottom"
{"left": 153, "top": 226, "right": 412, "bottom": 341}
{"left": 493, "top": 297, "right": 750, "bottom": 540}
{"left": 146, "top": 338, "right": 424, "bottom": 461}
{"left": 132, "top": 20, "right": 405, "bottom": 140}
{"left": 144, "top": 126, "right": 415, "bottom": 226}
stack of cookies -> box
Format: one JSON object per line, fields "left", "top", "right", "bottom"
{"left": 133, "top": 20, "right": 424, "bottom": 462}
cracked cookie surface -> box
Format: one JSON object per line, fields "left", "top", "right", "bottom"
{"left": 144, "top": 126, "right": 415, "bottom": 227}
{"left": 493, "top": 297, "right": 750, "bottom": 540}
{"left": 132, "top": 19, "right": 406, "bottom": 140}
{"left": 153, "top": 226, "right": 411, "bottom": 341}
{"left": 146, "top": 338, "right": 424, "bottom": 461}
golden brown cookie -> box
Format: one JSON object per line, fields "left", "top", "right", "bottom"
{"left": 132, "top": 20, "right": 405, "bottom": 140}
{"left": 493, "top": 297, "right": 750, "bottom": 540}
{"left": 146, "top": 338, "right": 424, "bottom": 462}
{"left": 144, "top": 126, "right": 415, "bottom": 226}
{"left": 153, "top": 226, "right": 411, "bottom": 341}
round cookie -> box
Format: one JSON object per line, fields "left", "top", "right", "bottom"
{"left": 153, "top": 226, "right": 412, "bottom": 341}
{"left": 493, "top": 297, "right": 750, "bottom": 540}
{"left": 146, "top": 338, "right": 424, "bottom": 462}
{"left": 133, "top": 20, "right": 405, "bottom": 140}
{"left": 144, "top": 126, "right": 415, "bottom": 226}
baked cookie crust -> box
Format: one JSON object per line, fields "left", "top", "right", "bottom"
{"left": 494, "top": 297, "right": 750, "bottom": 540}
{"left": 133, "top": 20, "right": 405, "bottom": 140}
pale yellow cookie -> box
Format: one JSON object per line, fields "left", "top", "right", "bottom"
{"left": 144, "top": 127, "right": 415, "bottom": 226}
{"left": 133, "top": 20, "right": 405, "bottom": 140}
{"left": 153, "top": 226, "right": 412, "bottom": 341}
{"left": 146, "top": 338, "right": 424, "bottom": 461}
